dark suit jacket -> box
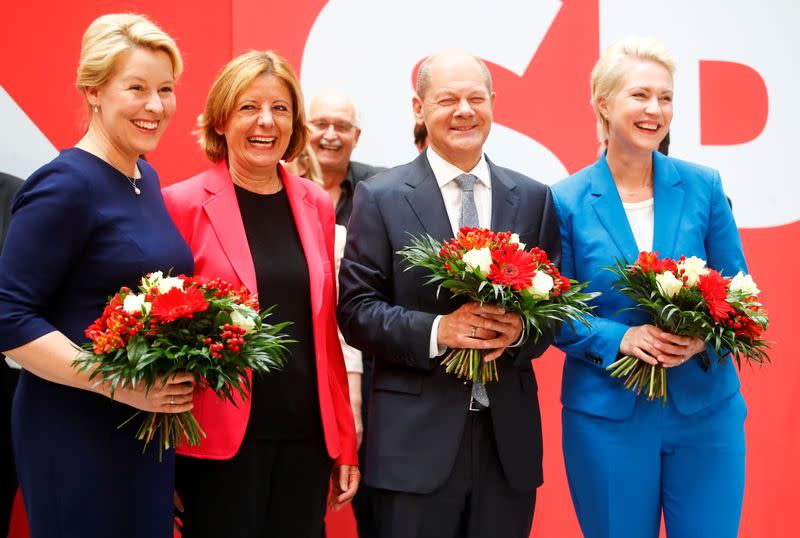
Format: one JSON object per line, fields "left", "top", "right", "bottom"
{"left": 335, "top": 160, "right": 386, "bottom": 226}
{"left": 338, "top": 152, "right": 560, "bottom": 494}
{"left": 0, "top": 172, "right": 24, "bottom": 248}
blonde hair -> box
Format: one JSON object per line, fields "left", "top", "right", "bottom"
{"left": 288, "top": 143, "right": 324, "bottom": 185}
{"left": 77, "top": 13, "right": 182, "bottom": 99}
{"left": 197, "top": 51, "right": 308, "bottom": 163}
{"left": 590, "top": 36, "right": 676, "bottom": 143}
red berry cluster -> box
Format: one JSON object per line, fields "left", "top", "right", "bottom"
{"left": 205, "top": 323, "right": 247, "bottom": 358}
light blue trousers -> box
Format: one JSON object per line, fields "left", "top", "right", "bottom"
{"left": 562, "top": 392, "right": 746, "bottom": 538}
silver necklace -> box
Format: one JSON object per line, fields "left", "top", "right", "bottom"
{"left": 85, "top": 137, "right": 142, "bottom": 195}
{"left": 125, "top": 175, "right": 142, "bottom": 195}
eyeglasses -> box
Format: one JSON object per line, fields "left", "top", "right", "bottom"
{"left": 309, "top": 119, "right": 356, "bottom": 133}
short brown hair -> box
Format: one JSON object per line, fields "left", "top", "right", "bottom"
{"left": 197, "top": 51, "right": 308, "bottom": 163}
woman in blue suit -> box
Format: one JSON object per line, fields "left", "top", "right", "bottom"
{"left": 0, "top": 14, "right": 194, "bottom": 537}
{"left": 552, "top": 37, "right": 748, "bottom": 538}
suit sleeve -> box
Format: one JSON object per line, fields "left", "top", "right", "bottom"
{"left": 551, "top": 190, "right": 629, "bottom": 369}
{"left": 513, "top": 185, "right": 563, "bottom": 365}
{"left": 705, "top": 171, "right": 747, "bottom": 276}
{"left": 0, "top": 168, "right": 93, "bottom": 351}
{"left": 338, "top": 181, "right": 438, "bottom": 371}
{"left": 703, "top": 170, "right": 748, "bottom": 363}
{"left": 318, "top": 195, "right": 358, "bottom": 465}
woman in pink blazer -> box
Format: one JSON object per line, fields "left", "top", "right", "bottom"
{"left": 162, "top": 51, "right": 358, "bottom": 538}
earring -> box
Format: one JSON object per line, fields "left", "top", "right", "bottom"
{"left": 92, "top": 105, "right": 99, "bottom": 113}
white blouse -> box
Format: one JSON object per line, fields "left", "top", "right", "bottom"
{"left": 623, "top": 198, "right": 655, "bottom": 253}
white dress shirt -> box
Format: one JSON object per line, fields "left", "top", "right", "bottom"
{"left": 426, "top": 147, "right": 492, "bottom": 358}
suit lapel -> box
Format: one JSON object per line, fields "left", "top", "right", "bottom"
{"left": 590, "top": 156, "right": 640, "bottom": 263}
{"left": 201, "top": 162, "right": 258, "bottom": 295}
{"left": 403, "top": 153, "right": 453, "bottom": 240}
{"left": 282, "top": 166, "right": 324, "bottom": 318}
{"left": 652, "top": 152, "right": 685, "bottom": 259}
{"left": 487, "top": 158, "right": 520, "bottom": 232}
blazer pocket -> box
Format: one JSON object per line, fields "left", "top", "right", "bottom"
{"left": 374, "top": 373, "right": 422, "bottom": 395}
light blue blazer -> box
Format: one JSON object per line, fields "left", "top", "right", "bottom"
{"left": 552, "top": 151, "right": 747, "bottom": 420}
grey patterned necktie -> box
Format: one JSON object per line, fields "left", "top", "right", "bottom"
{"left": 454, "top": 173, "right": 490, "bottom": 407}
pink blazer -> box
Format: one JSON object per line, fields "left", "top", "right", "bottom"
{"left": 162, "top": 161, "right": 357, "bottom": 465}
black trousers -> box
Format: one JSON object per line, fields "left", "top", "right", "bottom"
{"left": 0, "top": 365, "right": 18, "bottom": 537}
{"left": 176, "top": 435, "right": 331, "bottom": 538}
{"left": 372, "top": 410, "right": 537, "bottom": 538}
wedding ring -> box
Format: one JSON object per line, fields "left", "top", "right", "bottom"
{"left": 170, "top": 398, "right": 175, "bottom": 406}
{"left": 471, "top": 326, "right": 477, "bottom": 338}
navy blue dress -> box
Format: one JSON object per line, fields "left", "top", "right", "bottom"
{"left": 0, "top": 148, "right": 193, "bottom": 538}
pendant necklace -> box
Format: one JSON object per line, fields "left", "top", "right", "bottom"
{"left": 85, "top": 137, "right": 142, "bottom": 195}
{"left": 126, "top": 175, "right": 142, "bottom": 196}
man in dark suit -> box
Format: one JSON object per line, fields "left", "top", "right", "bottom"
{"left": 338, "top": 50, "right": 560, "bottom": 538}
{"left": 0, "top": 171, "right": 23, "bottom": 537}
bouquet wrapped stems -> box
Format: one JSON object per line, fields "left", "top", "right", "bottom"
{"left": 442, "top": 348, "right": 498, "bottom": 383}
{"left": 121, "top": 408, "right": 204, "bottom": 451}
{"left": 607, "top": 354, "right": 667, "bottom": 404}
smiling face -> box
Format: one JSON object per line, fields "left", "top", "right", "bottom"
{"left": 413, "top": 52, "right": 495, "bottom": 171}
{"left": 218, "top": 74, "right": 294, "bottom": 178}
{"left": 308, "top": 94, "right": 360, "bottom": 178}
{"left": 600, "top": 59, "right": 673, "bottom": 157}
{"left": 86, "top": 47, "right": 176, "bottom": 162}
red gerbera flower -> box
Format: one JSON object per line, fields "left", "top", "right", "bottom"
{"left": 151, "top": 287, "right": 210, "bottom": 323}
{"left": 487, "top": 245, "right": 537, "bottom": 290}
{"left": 697, "top": 270, "right": 734, "bottom": 321}
{"left": 456, "top": 227, "right": 494, "bottom": 250}
{"left": 635, "top": 251, "right": 678, "bottom": 274}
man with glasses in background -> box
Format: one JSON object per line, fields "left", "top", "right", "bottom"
{"left": 308, "top": 92, "right": 385, "bottom": 226}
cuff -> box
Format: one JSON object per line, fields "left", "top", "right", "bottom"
{"left": 429, "top": 315, "right": 447, "bottom": 358}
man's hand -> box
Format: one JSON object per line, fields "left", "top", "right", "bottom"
{"left": 437, "top": 303, "right": 523, "bottom": 362}
{"left": 328, "top": 465, "right": 361, "bottom": 512}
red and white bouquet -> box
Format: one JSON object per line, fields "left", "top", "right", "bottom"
{"left": 73, "top": 271, "right": 291, "bottom": 454}
{"left": 607, "top": 252, "right": 770, "bottom": 403}
{"left": 399, "top": 227, "right": 598, "bottom": 383}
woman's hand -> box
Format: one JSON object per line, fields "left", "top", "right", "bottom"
{"left": 620, "top": 325, "right": 705, "bottom": 368}
{"left": 114, "top": 372, "right": 195, "bottom": 413}
{"left": 328, "top": 464, "right": 360, "bottom": 512}
{"left": 651, "top": 331, "right": 706, "bottom": 368}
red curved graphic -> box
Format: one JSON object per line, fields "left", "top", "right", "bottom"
{"left": 700, "top": 60, "right": 768, "bottom": 145}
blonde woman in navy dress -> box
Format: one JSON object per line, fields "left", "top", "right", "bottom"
{"left": 552, "top": 37, "right": 748, "bottom": 538}
{"left": 0, "top": 14, "right": 194, "bottom": 537}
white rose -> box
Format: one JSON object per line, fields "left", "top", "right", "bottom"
{"left": 677, "top": 256, "right": 709, "bottom": 287}
{"left": 655, "top": 270, "right": 684, "bottom": 298}
{"left": 156, "top": 276, "right": 185, "bottom": 294}
{"left": 122, "top": 293, "right": 151, "bottom": 314}
{"left": 527, "top": 270, "right": 554, "bottom": 299}
{"left": 230, "top": 309, "right": 256, "bottom": 333}
{"left": 462, "top": 247, "right": 493, "bottom": 274}
{"left": 142, "top": 271, "right": 163, "bottom": 288}
{"left": 509, "top": 233, "right": 526, "bottom": 250}
{"left": 730, "top": 272, "right": 760, "bottom": 296}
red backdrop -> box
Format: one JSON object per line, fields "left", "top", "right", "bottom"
{"left": 2, "top": 1, "right": 796, "bottom": 536}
